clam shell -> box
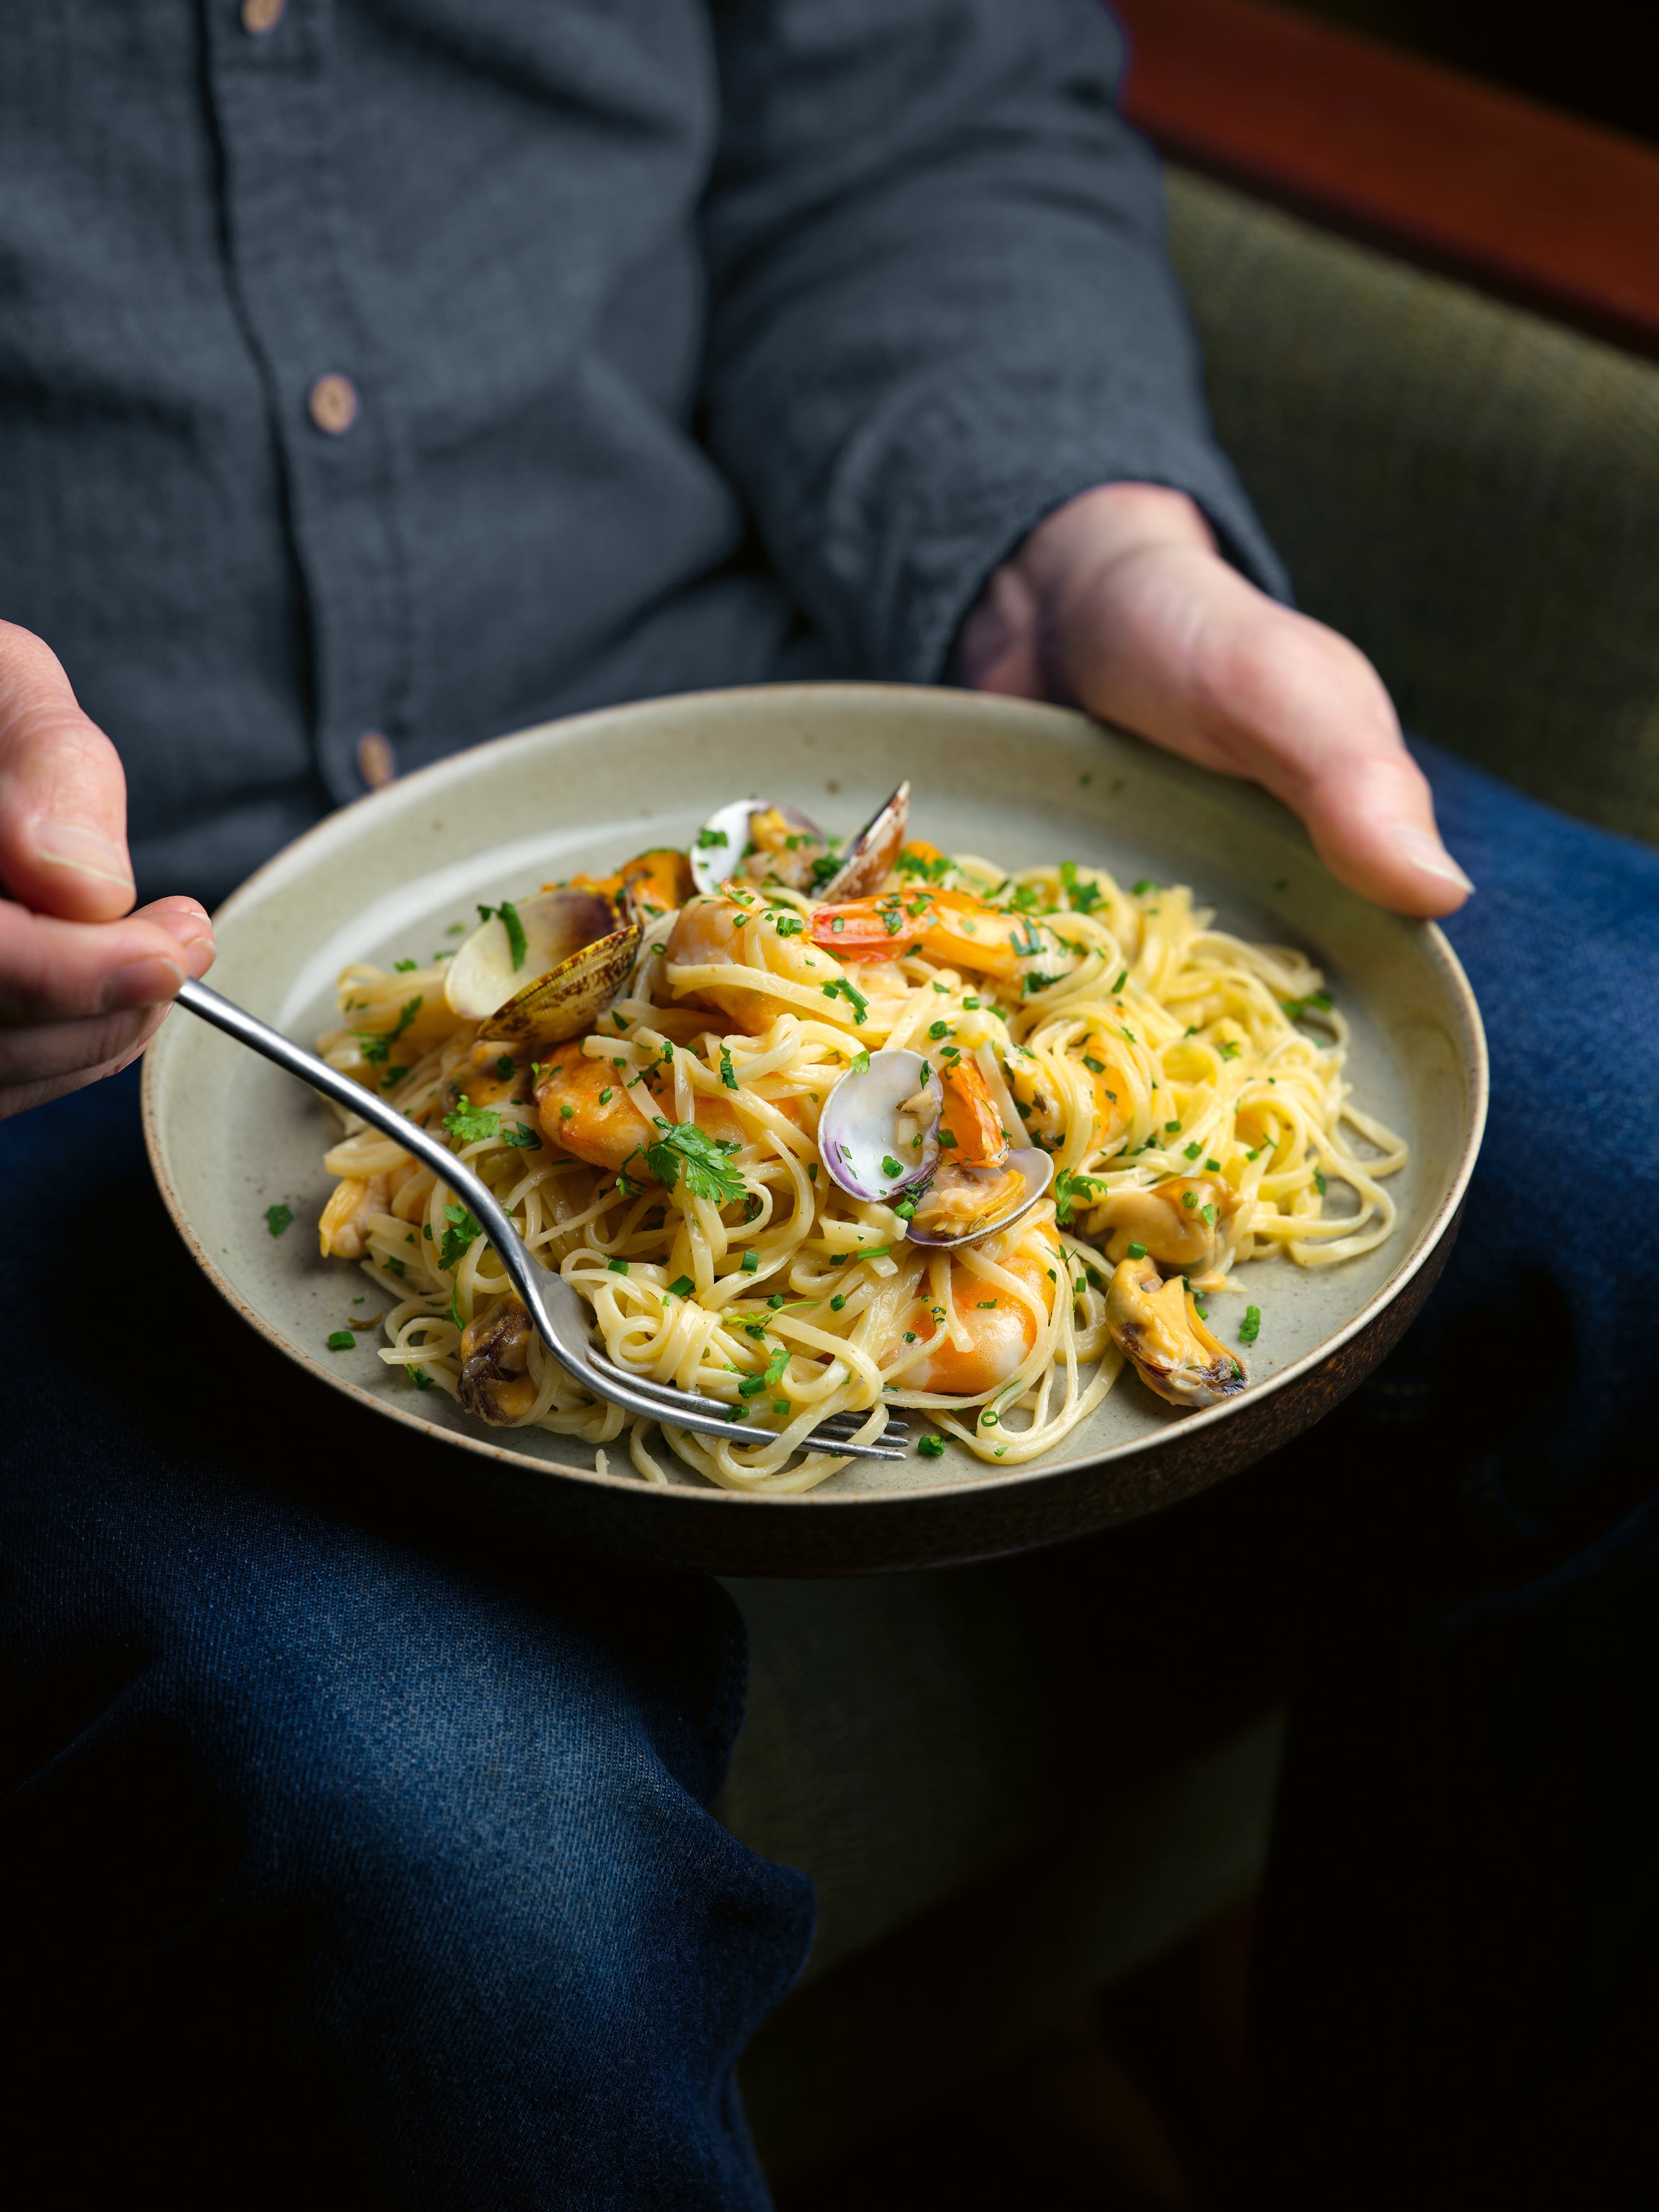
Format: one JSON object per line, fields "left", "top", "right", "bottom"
{"left": 688, "top": 798, "right": 822, "bottom": 898}
{"left": 819, "top": 1046, "right": 942, "bottom": 1204}
{"left": 816, "top": 781, "right": 910, "bottom": 902}
{"left": 905, "top": 1147, "right": 1055, "bottom": 1249}
{"left": 483, "top": 923, "right": 644, "bottom": 1048}
{"left": 445, "top": 888, "right": 618, "bottom": 1021}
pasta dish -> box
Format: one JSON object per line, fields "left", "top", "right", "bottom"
{"left": 312, "top": 786, "right": 1405, "bottom": 1492}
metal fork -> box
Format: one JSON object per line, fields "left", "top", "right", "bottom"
{"left": 175, "top": 977, "right": 911, "bottom": 1460}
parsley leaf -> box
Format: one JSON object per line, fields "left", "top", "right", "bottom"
{"left": 501, "top": 1122, "right": 541, "bottom": 1150}
{"left": 356, "top": 994, "right": 423, "bottom": 1067}
{"left": 1052, "top": 1168, "right": 1104, "bottom": 1225}
{"left": 438, "top": 1204, "right": 483, "bottom": 1272}
{"left": 443, "top": 1095, "right": 501, "bottom": 1145}
{"left": 644, "top": 1117, "right": 747, "bottom": 1206}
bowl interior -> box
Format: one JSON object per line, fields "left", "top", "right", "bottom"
{"left": 144, "top": 684, "right": 1484, "bottom": 1504}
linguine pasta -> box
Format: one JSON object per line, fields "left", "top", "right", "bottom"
{"left": 312, "top": 822, "right": 1405, "bottom": 1493}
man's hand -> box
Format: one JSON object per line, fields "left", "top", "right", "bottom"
{"left": 954, "top": 483, "right": 1473, "bottom": 917}
{"left": 0, "top": 620, "right": 216, "bottom": 1122}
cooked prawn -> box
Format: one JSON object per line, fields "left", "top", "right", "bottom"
{"left": 894, "top": 1238, "right": 1057, "bottom": 1396}
{"left": 809, "top": 886, "right": 1084, "bottom": 983}
{"left": 533, "top": 1046, "right": 760, "bottom": 1180}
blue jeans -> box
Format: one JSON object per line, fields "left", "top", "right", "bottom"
{"left": 4, "top": 739, "right": 1657, "bottom": 2205}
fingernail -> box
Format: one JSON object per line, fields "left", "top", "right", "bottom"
{"left": 32, "top": 819, "right": 135, "bottom": 891}
{"left": 104, "top": 955, "right": 186, "bottom": 1012}
{"left": 1391, "top": 824, "right": 1474, "bottom": 895}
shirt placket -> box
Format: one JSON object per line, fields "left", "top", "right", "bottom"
{"left": 203, "top": 0, "right": 412, "bottom": 801}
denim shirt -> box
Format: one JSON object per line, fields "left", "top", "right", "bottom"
{"left": 0, "top": 0, "right": 1279, "bottom": 907}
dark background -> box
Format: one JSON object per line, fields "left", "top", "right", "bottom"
{"left": 1285, "top": 0, "right": 1655, "bottom": 145}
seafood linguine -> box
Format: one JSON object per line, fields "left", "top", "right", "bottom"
{"left": 314, "top": 792, "right": 1406, "bottom": 1493}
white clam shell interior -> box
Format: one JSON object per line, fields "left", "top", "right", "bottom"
{"left": 444, "top": 889, "right": 613, "bottom": 1020}
{"left": 819, "top": 1047, "right": 942, "bottom": 1203}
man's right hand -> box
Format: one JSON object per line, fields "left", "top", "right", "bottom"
{"left": 1, "top": 620, "right": 215, "bottom": 1122}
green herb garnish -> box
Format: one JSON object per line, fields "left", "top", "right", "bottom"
{"left": 438, "top": 1203, "right": 483, "bottom": 1271}
{"left": 644, "top": 1117, "right": 747, "bottom": 1206}
{"left": 265, "top": 1203, "right": 294, "bottom": 1238}
{"left": 443, "top": 1095, "right": 501, "bottom": 1145}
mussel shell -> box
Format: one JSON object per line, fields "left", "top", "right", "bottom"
{"left": 445, "top": 888, "right": 618, "bottom": 1021}
{"left": 904, "top": 1147, "right": 1055, "bottom": 1248}
{"left": 816, "top": 780, "right": 910, "bottom": 902}
{"left": 483, "top": 923, "right": 643, "bottom": 1048}
{"left": 687, "top": 798, "right": 822, "bottom": 899}
{"left": 819, "top": 1046, "right": 942, "bottom": 1204}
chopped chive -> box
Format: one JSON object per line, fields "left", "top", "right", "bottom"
{"left": 917, "top": 1435, "right": 946, "bottom": 1459}
{"left": 265, "top": 1203, "right": 294, "bottom": 1238}
{"left": 1127, "top": 1242, "right": 1147, "bottom": 1259}
{"left": 325, "top": 1330, "right": 356, "bottom": 1351}
{"left": 830, "top": 1293, "right": 846, "bottom": 1311}
{"left": 607, "top": 1258, "right": 629, "bottom": 1274}
{"left": 1239, "top": 1305, "right": 1262, "bottom": 1343}
{"left": 666, "top": 1275, "right": 694, "bottom": 1297}
{"left": 1184, "top": 1141, "right": 1202, "bottom": 1160}
{"left": 963, "top": 995, "right": 980, "bottom": 1010}
{"left": 741, "top": 1251, "right": 760, "bottom": 1272}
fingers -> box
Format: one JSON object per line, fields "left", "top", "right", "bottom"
{"left": 0, "top": 619, "right": 136, "bottom": 922}
{"left": 0, "top": 1005, "right": 171, "bottom": 1119}
{"left": 1036, "top": 527, "right": 1474, "bottom": 918}
{"left": 1177, "top": 583, "right": 1474, "bottom": 917}
{"left": 0, "top": 896, "right": 214, "bottom": 1028}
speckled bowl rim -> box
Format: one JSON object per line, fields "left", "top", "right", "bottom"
{"left": 143, "top": 682, "right": 1489, "bottom": 1519}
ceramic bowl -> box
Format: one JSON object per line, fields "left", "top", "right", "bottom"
{"left": 143, "top": 684, "right": 1486, "bottom": 1574}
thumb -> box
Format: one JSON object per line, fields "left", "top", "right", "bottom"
{"left": 0, "top": 620, "right": 136, "bottom": 922}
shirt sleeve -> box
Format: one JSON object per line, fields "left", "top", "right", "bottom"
{"left": 699, "top": 0, "right": 1288, "bottom": 684}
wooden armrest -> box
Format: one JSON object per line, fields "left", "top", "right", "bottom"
{"left": 1112, "top": 0, "right": 1659, "bottom": 356}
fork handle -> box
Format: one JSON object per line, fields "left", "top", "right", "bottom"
{"left": 171, "top": 979, "right": 855, "bottom": 1455}
{"left": 175, "top": 978, "right": 595, "bottom": 1383}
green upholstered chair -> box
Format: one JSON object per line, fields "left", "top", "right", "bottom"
{"left": 718, "top": 171, "right": 1659, "bottom": 2193}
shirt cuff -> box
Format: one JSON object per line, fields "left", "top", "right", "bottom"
{"left": 830, "top": 371, "right": 1291, "bottom": 685}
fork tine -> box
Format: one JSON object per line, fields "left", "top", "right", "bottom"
{"left": 585, "top": 1352, "right": 910, "bottom": 1445}
{"left": 172, "top": 979, "right": 914, "bottom": 1463}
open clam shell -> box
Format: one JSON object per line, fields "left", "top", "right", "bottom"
{"left": 445, "top": 888, "right": 618, "bottom": 1021}
{"left": 819, "top": 1047, "right": 942, "bottom": 1204}
{"left": 688, "top": 798, "right": 824, "bottom": 898}
{"left": 904, "top": 1147, "right": 1055, "bottom": 1249}
{"left": 483, "top": 923, "right": 643, "bottom": 1049}
{"left": 816, "top": 781, "right": 910, "bottom": 902}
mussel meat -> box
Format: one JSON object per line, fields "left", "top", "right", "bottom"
{"left": 1104, "top": 1255, "right": 1246, "bottom": 1408}
{"left": 1091, "top": 1176, "right": 1244, "bottom": 1284}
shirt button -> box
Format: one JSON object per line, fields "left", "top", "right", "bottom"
{"left": 356, "top": 731, "right": 397, "bottom": 789}
{"left": 241, "top": 0, "right": 286, "bottom": 33}
{"left": 308, "top": 374, "right": 359, "bottom": 436}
